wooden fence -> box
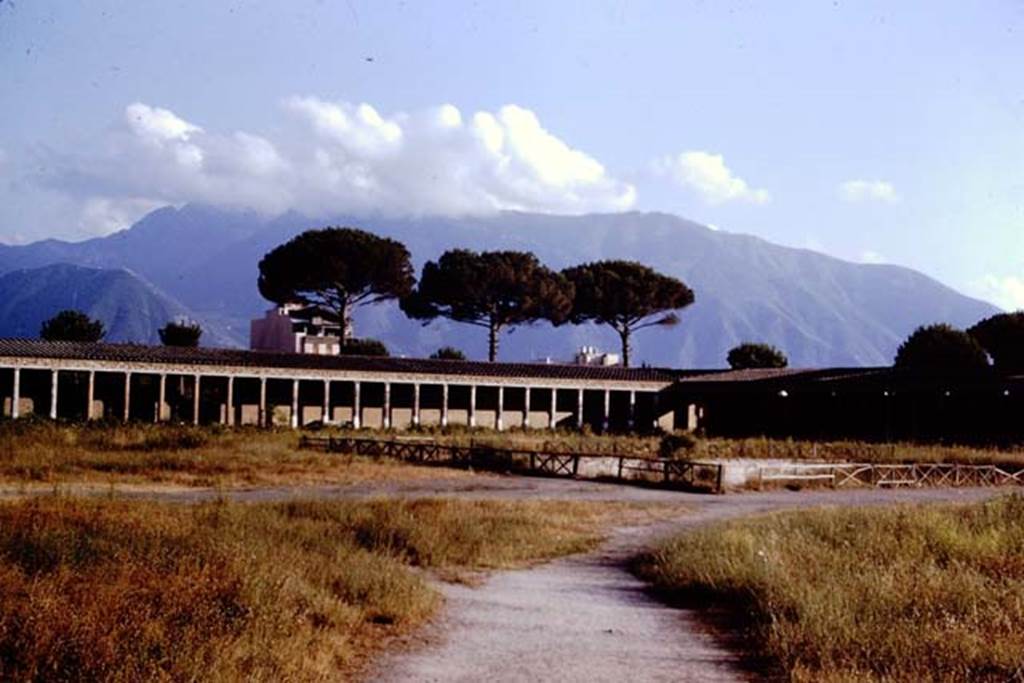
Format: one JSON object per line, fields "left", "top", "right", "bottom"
{"left": 299, "top": 436, "right": 1024, "bottom": 493}
{"left": 753, "top": 462, "right": 1024, "bottom": 489}
{"left": 299, "top": 435, "right": 725, "bottom": 493}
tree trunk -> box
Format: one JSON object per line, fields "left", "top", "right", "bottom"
{"left": 488, "top": 321, "right": 500, "bottom": 362}
{"left": 337, "top": 301, "right": 352, "bottom": 344}
{"left": 619, "top": 327, "right": 631, "bottom": 368}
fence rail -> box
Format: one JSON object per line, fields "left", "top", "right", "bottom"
{"left": 753, "top": 462, "right": 1024, "bottom": 489}
{"left": 299, "top": 436, "right": 1024, "bottom": 493}
{"left": 299, "top": 435, "right": 725, "bottom": 493}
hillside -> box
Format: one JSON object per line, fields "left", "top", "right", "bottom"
{"left": 0, "top": 263, "right": 232, "bottom": 346}
{"left": 0, "top": 206, "right": 999, "bottom": 366}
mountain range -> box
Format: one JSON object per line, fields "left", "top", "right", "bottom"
{"left": 0, "top": 262, "right": 229, "bottom": 346}
{"left": 0, "top": 204, "right": 999, "bottom": 367}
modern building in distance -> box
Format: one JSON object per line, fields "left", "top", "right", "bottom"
{"left": 574, "top": 345, "right": 621, "bottom": 367}
{"left": 250, "top": 304, "right": 347, "bottom": 355}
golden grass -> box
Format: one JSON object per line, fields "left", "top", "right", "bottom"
{"left": 0, "top": 495, "right": 653, "bottom": 681}
{"left": 634, "top": 496, "right": 1024, "bottom": 682}
{"left": 5, "top": 420, "right": 1022, "bottom": 491}
{"left": 697, "top": 436, "right": 1024, "bottom": 469}
{"left": 0, "top": 420, "right": 479, "bottom": 488}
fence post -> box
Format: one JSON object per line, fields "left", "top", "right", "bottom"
{"left": 716, "top": 464, "right": 724, "bottom": 494}
{"left": 572, "top": 455, "right": 580, "bottom": 477}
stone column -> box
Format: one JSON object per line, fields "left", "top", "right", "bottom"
{"left": 49, "top": 370, "right": 58, "bottom": 420}
{"left": 226, "top": 376, "right": 235, "bottom": 426}
{"left": 440, "top": 383, "right": 448, "bottom": 427}
{"left": 10, "top": 368, "right": 19, "bottom": 419}
{"left": 157, "top": 374, "right": 166, "bottom": 423}
{"left": 628, "top": 390, "right": 636, "bottom": 431}
{"left": 496, "top": 386, "right": 504, "bottom": 431}
{"left": 602, "top": 389, "right": 610, "bottom": 433}
{"left": 549, "top": 388, "right": 557, "bottom": 430}
{"left": 469, "top": 385, "right": 477, "bottom": 428}
{"left": 353, "top": 381, "right": 362, "bottom": 429}
{"left": 383, "top": 382, "right": 391, "bottom": 429}
{"left": 123, "top": 372, "right": 132, "bottom": 422}
{"left": 523, "top": 387, "right": 532, "bottom": 430}
{"left": 290, "top": 379, "right": 299, "bottom": 429}
{"left": 259, "top": 377, "right": 267, "bottom": 427}
{"left": 412, "top": 383, "right": 421, "bottom": 427}
{"left": 86, "top": 370, "right": 95, "bottom": 420}
{"left": 322, "top": 379, "right": 330, "bottom": 424}
{"left": 193, "top": 375, "right": 201, "bottom": 425}
{"left": 576, "top": 388, "right": 584, "bottom": 429}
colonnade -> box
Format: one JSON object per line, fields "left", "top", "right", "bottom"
{"left": 1, "top": 366, "right": 673, "bottom": 432}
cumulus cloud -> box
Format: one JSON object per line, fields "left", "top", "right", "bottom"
{"left": 839, "top": 179, "right": 899, "bottom": 203}
{"left": 653, "top": 151, "right": 770, "bottom": 205}
{"left": 41, "top": 99, "right": 636, "bottom": 230}
{"left": 972, "top": 274, "right": 1024, "bottom": 311}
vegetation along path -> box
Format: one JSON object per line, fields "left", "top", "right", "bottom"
{"left": 368, "top": 486, "right": 999, "bottom": 683}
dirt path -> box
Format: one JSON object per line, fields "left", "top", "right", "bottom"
{"left": 1, "top": 474, "right": 1007, "bottom": 681}
{"left": 369, "top": 487, "right": 1000, "bottom": 683}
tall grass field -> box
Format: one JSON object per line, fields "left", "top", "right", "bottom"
{"left": 0, "top": 496, "right": 635, "bottom": 681}
{"left": 634, "top": 496, "right": 1024, "bottom": 682}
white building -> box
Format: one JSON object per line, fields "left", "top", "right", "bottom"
{"left": 574, "top": 345, "right": 620, "bottom": 367}
{"left": 250, "top": 304, "right": 348, "bottom": 355}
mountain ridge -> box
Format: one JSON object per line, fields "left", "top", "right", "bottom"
{"left": 0, "top": 205, "right": 999, "bottom": 367}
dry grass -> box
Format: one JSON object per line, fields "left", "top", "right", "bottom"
{"left": 697, "top": 436, "right": 1024, "bottom": 469}
{"left": 0, "top": 420, "right": 480, "bottom": 488}
{"left": 358, "top": 424, "right": 665, "bottom": 455}
{"left": 0, "top": 495, "right": 649, "bottom": 681}
{"left": 634, "top": 496, "right": 1024, "bottom": 682}
{"left": 6, "top": 420, "right": 1022, "bottom": 491}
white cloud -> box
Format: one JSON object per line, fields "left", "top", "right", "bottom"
{"left": 125, "top": 103, "right": 202, "bottom": 144}
{"left": 860, "top": 250, "right": 887, "bottom": 264}
{"left": 972, "top": 274, "right": 1024, "bottom": 311}
{"left": 653, "top": 151, "right": 770, "bottom": 205}
{"left": 79, "top": 197, "right": 168, "bottom": 236}
{"left": 43, "top": 99, "right": 637, "bottom": 232}
{"left": 839, "top": 179, "right": 899, "bottom": 203}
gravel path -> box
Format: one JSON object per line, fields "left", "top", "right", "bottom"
{"left": 369, "top": 486, "right": 1000, "bottom": 683}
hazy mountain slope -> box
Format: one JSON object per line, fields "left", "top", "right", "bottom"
{"left": 0, "top": 263, "right": 233, "bottom": 346}
{"left": 0, "top": 207, "right": 999, "bottom": 366}
{"left": 0, "top": 205, "right": 268, "bottom": 298}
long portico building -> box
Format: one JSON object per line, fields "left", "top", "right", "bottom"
{"left": 0, "top": 339, "right": 682, "bottom": 432}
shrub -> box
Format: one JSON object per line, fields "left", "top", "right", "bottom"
{"left": 894, "top": 323, "right": 988, "bottom": 371}
{"left": 726, "top": 342, "right": 788, "bottom": 369}
{"left": 338, "top": 338, "right": 389, "bottom": 357}
{"left": 430, "top": 346, "right": 467, "bottom": 361}
{"left": 659, "top": 431, "right": 697, "bottom": 459}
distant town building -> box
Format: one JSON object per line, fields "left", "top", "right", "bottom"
{"left": 574, "top": 345, "right": 620, "bottom": 367}
{"left": 250, "top": 304, "right": 348, "bottom": 355}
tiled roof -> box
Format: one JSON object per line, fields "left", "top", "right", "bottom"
{"left": 677, "top": 367, "right": 885, "bottom": 384}
{"left": 0, "top": 338, "right": 680, "bottom": 383}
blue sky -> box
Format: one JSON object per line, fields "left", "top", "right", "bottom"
{"left": 1, "top": 1, "right": 1022, "bottom": 308}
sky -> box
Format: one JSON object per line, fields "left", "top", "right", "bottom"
{"left": 1, "top": 1, "right": 1023, "bottom": 309}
